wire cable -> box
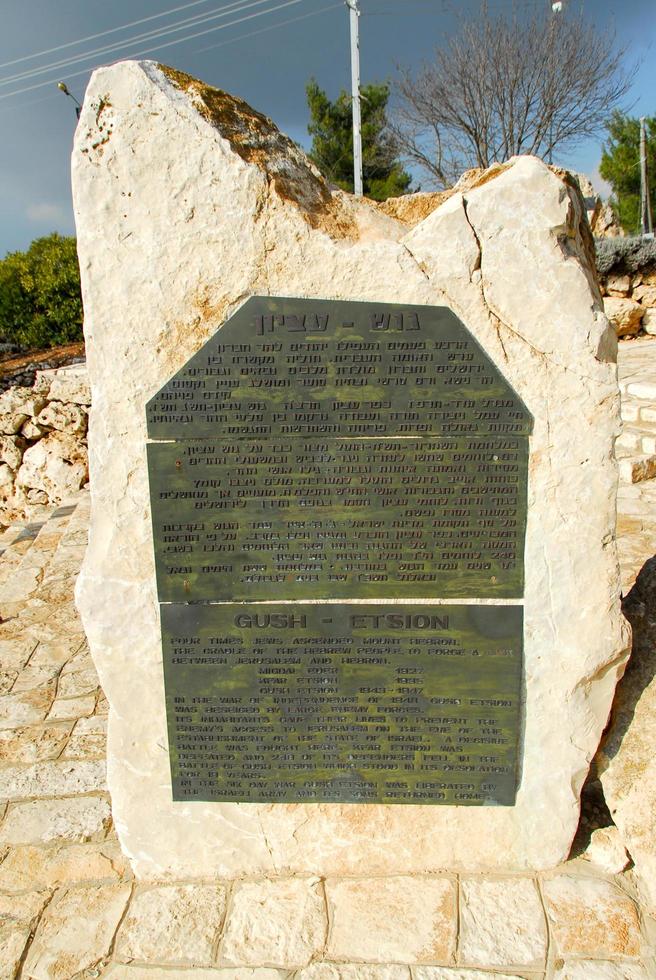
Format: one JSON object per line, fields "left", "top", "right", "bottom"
{"left": 1, "top": 0, "right": 283, "bottom": 87}
{"left": 0, "top": 0, "right": 304, "bottom": 102}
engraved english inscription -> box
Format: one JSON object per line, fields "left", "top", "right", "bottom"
{"left": 163, "top": 603, "right": 522, "bottom": 805}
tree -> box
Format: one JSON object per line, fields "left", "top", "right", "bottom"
{"left": 392, "top": 3, "right": 635, "bottom": 188}
{"left": 599, "top": 112, "right": 656, "bottom": 235}
{"left": 0, "top": 233, "right": 83, "bottom": 350}
{"left": 306, "top": 79, "right": 411, "bottom": 200}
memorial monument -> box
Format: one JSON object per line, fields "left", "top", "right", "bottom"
{"left": 73, "top": 60, "right": 629, "bottom": 878}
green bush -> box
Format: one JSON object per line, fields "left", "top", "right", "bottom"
{"left": 0, "top": 233, "right": 83, "bottom": 350}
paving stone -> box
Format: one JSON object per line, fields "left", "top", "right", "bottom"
{"left": 0, "top": 841, "right": 129, "bottom": 893}
{"left": 28, "top": 638, "right": 84, "bottom": 668}
{"left": 221, "top": 878, "right": 326, "bottom": 969}
{"left": 0, "top": 890, "right": 50, "bottom": 927}
{"left": 325, "top": 876, "right": 457, "bottom": 965}
{"left": 115, "top": 884, "right": 227, "bottom": 965}
{"left": 0, "top": 924, "right": 31, "bottom": 980}
{"left": 22, "top": 883, "right": 131, "bottom": 980}
{"left": 298, "top": 966, "right": 411, "bottom": 979}
{"left": 0, "top": 724, "right": 72, "bottom": 764}
{"left": 0, "top": 636, "right": 39, "bottom": 672}
{"left": 55, "top": 666, "right": 99, "bottom": 699}
{"left": 103, "top": 968, "right": 284, "bottom": 979}
{"left": 414, "top": 971, "right": 525, "bottom": 979}
{"left": 63, "top": 716, "right": 106, "bottom": 758}
{"left": 10, "top": 665, "right": 61, "bottom": 694}
{"left": 0, "top": 796, "right": 111, "bottom": 845}
{"left": 46, "top": 693, "right": 97, "bottom": 721}
{"left": 458, "top": 877, "right": 547, "bottom": 969}
{"left": 0, "top": 673, "right": 17, "bottom": 697}
{"left": 0, "top": 759, "right": 106, "bottom": 801}
{"left": 552, "top": 961, "right": 651, "bottom": 979}
{"left": 542, "top": 875, "right": 642, "bottom": 960}
{"left": 0, "top": 686, "right": 54, "bottom": 731}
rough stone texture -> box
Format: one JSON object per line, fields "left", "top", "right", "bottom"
{"left": 22, "top": 883, "right": 130, "bottom": 979}
{"left": 16, "top": 432, "right": 87, "bottom": 502}
{"left": 42, "top": 365, "right": 91, "bottom": 406}
{"left": 299, "top": 968, "right": 410, "bottom": 980}
{"left": 542, "top": 875, "right": 642, "bottom": 960}
{"left": 115, "top": 884, "right": 227, "bottom": 965}
{"left": 0, "top": 841, "right": 128, "bottom": 893}
{"left": 104, "top": 969, "right": 285, "bottom": 979}
{"left": 325, "top": 876, "right": 456, "bottom": 964}
{"left": 0, "top": 796, "right": 111, "bottom": 845}
{"left": 643, "top": 308, "right": 656, "bottom": 335}
{"left": 36, "top": 401, "right": 87, "bottom": 435}
{"left": 458, "top": 878, "right": 547, "bottom": 968}
{"left": 596, "top": 557, "right": 656, "bottom": 912}
{"left": 553, "top": 961, "right": 650, "bottom": 979}
{"left": 0, "top": 925, "right": 30, "bottom": 979}
{"left": 220, "top": 878, "right": 326, "bottom": 969}
{"left": 415, "top": 971, "right": 525, "bottom": 980}
{"left": 604, "top": 296, "right": 644, "bottom": 337}
{"left": 73, "top": 60, "right": 628, "bottom": 878}
{"left": 0, "top": 759, "right": 106, "bottom": 801}
{"left": 584, "top": 826, "right": 630, "bottom": 875}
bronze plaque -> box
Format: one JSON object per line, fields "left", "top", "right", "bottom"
{"left": 162, "top": 602, "right": 523, "bottom": 805}
{"left": 147, "top": 297, "right": 530, "bottom": 806}
{"left": 147, "top": 298, "right": 531, "bottom": 601}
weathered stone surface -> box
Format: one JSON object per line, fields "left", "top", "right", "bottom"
{"left": 643, "top": 308, "right": 656, "bottom": 335}
{"left": 40, "top": 365, "right": 91, "bottom": 406}
{"left": 326, "top": 876, "right": 456, "bottom": 964}
{"left": 298, "top": 968, "right": 410, "bottom": 980}
{"left": 542, "top": 875, "right": 642, "bottom": 960}
{"left": 47, "top": 693, "right": 97, "bottom": 721}
{"left": 0, "top": 759, "right": 106, "bottom": 801}
{"left": 36, "top": 401, "right": 87, "bottom": 436}
{"left": 0, "top": 890, "right": 50, "bottom": 926}
{"left": 415, "top": 971, "right": 525, "bottom": 980}
{"left": 458, "top": 878, "right": 547, "bottom": 968}
{"left": 584, "top": 826, "right": 630, "bottom": 875}
{"left": 0, "top": 925, "right": 30, "bottom": 979}
{"left": 220, "top": 878, "right": 325, "bottom": 969}
{"left": 73, "top": 61, "right": 627, "bottom": 877}
{"left": 104, "top": 969, "right": 284, "bottom": 979}
{"left": 64, "top": 715, "right": 106, "bottom": 758}
{"left": 0, "top": 687, "right": 53, "bottom": 731}
{"left": 0, "top": 796, "right": 111, "bottom": 845}
{"left": 16, "top": 432, "right": 87, "bottom": 501}
{"left": 0, "top": 841, "right": 128, "bottom": 893}
{"left": 22, "top": 883, "right": 130, "bottom": 979}
{"left": 604, "top": 296, "right": 644, "bottom": 337}
{"left": 596, "top": 557, "right": 656, "bottom": 911}
{"left": 0, "top": 387, "right": 47, "bottom": 418}
{"left": 606, "top": 274, "right": 631, "bottom": 297}
{"left": 553, "top": 962, "right": 650, "bottom": 979}
{"left": 0, "top": 413, "right": 27, "bottom": 436}
{"left": 633, "top": 284, "right": 656, "bottom": 306}
{"left": 115, "top": 884, "right": 227, "bottom": 965}
{"left": 0, "top": 724, "right": 71, "bottom": 764}
{"left": 0, "top": 436, "right": 24, "bottom": 471}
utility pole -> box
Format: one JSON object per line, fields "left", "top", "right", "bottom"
{"left": 640, "top": 117, "right": 654, "bottom": 238}
{"left": 345, "top": 0, "right": 363, "bottom": 197}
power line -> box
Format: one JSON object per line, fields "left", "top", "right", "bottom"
{"left": 0, "top": 0, "right": 304, "bottom": 102}
{"left": 0, "top": 0, "right": 218, "bottom": 71}
{"left": 1, "top": 0, "right": 281, "bottom": 88}
{"left": 193, "top": 2, "right": 340, "bottom": 52}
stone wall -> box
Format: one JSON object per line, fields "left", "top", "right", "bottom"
{"left": 0, "top": 363, "right": 89, "bottom": 524}
{"left": 597, "top": 238, "right": 656, "bottom": 338}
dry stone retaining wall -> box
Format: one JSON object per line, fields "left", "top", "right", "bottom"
{"left": 0, "top": 363, "right": 89, "bottom": 524}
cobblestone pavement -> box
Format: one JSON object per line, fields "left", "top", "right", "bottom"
{"left": 1, "top": 342, "right": 656, "bottom": 979}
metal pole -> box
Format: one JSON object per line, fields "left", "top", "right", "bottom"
{"left": 640, "top": 117, "right": 654, "bottom": 237}
{"left": 346, "top": 0, "right": 363, "bottom": 197}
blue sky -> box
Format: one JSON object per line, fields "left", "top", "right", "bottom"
{"left": 1, "top": 0, "right": 654, "bottom": 257}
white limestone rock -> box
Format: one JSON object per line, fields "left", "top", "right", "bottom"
{"left": 40, "top": 364, "right": 91, "bottom": 406}
{"left": 16, "top": 431, "right": 87, "bottom": 501}
{"left": 73, "top": 61, "right": 628, "bottom": 879}
{"left": 36, "top": 401, "right": 87, "bottom": 435}
{"left": 604, "top": 296, "right": 644, "bottom": 337}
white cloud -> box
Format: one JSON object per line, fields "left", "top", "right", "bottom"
{"left": 26, "top": 201, "right": 67, "bottom": 224}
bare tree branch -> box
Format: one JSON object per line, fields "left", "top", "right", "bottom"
{"left": 390, "top": 3, "right": 636, "bottom": 189}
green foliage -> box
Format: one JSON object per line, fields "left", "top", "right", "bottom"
{"left": 600, "top": 112, "right": 656, "bottom": 235}
{"left": 0, "top": 233, "right": 82, "bottom": 350}
{"left": 306, "top": 79, "right": 411, "bottom": 200}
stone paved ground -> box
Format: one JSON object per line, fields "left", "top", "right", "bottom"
{"left": 1, "top": 344, "right": 656, "bottom": 979}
